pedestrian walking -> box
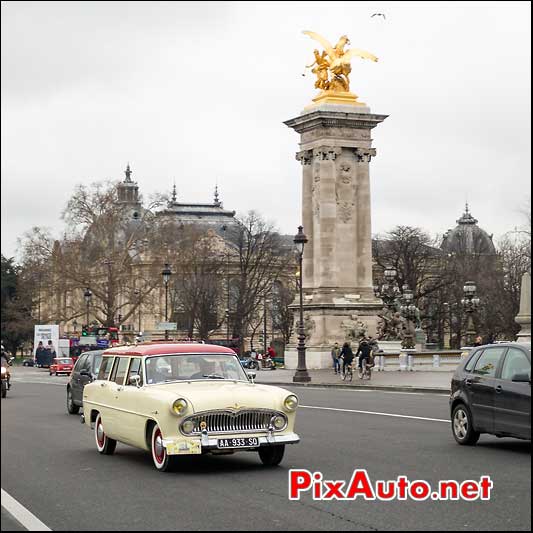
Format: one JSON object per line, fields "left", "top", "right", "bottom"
{"left": 331, "top": 342, "right": 341, "bottom": 374}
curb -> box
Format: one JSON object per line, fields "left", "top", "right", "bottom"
{"left": 255, "top": 381, "right": 450, "bottom": 394}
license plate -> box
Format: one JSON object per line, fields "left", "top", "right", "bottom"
{"left": 217, "top": 437, "right": 259, "bottom": 449}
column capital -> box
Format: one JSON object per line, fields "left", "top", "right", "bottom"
{"left": 354, "top": 147, "right": 377, "bottom": 162}
{"left": 312, "top": 146, "right": 342, "bottom": 161}
{"left": 295, "top": 149, "right": 313, "bottom": 165}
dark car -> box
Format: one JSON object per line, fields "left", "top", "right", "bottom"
{"left": 22, "top": 358, "right": 35, "bottom": 367}
{"left": 66, "top": 350, "right": 103, "bottom": 415}
{"left": 450, "top": 342, "right": 531, "bottom": 444}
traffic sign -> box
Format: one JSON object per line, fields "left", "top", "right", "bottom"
{"left": 156, "top": 322, "right": 178, "bottom": 331}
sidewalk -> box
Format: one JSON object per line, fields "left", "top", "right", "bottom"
{"left": 254, "top": 368, "right": 453, "bottom": 393}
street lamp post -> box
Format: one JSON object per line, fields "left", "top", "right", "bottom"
{"left": 72, "top": 319, "right": 78, "bottom": 333}
{"left": 461, "top": 281, "right": 480, "bottom": 346}
{"left": 134, "top": 288, "right": 142, "bottom": 334}
{"left": 293, "top": 226, "right": 311, "bottom": 383}
{"left": 373, "top": 265, "right": 402, "bottom": 339}
{"left": 83, "top": 288, "right": 92, "bottom": 330}
{"left": 399, "top": 288, "right": 418, "bottom": 349}
{"left": 161, "top": 263, "right": 172, "bottom": 340}
{"left": 225, "top": 308, "right": 230, "bottom": 342}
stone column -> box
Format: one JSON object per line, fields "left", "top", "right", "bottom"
{"left": 296, "top": 149, "right": 314, "bottom": 288}
{"left": 515, "top": 270, "right": 531, "bottom": 342}
{"left": 283, "top": 104, "right": 388, "bottom": 369}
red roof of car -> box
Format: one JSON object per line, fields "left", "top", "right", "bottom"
{"left": 102, "top": 342, "right": 237, "bottom": 357}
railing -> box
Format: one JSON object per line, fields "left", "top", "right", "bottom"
{"left": 373, "top": 350, "right": 467, "bottom": 371}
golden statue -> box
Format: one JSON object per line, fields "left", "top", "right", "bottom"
{"left": 302, "top": 31, "right": 378, "bottom": 107}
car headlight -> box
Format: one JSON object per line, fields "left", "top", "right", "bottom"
{"left": 181, "top": 420, "right": 195, "bottom": 434}
{"left": 171, "top": 398, "right": 188, "bottom": 416}
{"left": 283, "top": 394, "right": 298, "bottom": 412}
{"left": 272, "top": 414, "right": 287, "bottom": 430}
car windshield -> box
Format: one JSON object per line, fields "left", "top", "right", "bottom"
{"left": 57, "top": 359, "right": 72, "bottom": 364}
{"left": 145, "top": 354, "right": 249, "bottom": 385}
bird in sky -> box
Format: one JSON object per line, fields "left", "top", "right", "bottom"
{"left": 371, "top": 13, "right": 386, "bottom": 19}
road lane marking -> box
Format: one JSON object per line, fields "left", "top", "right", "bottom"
{"left": 300, "top": 405, "right": 449, "bottom": 423}
{"left": 10, "top": 379, "right": 66, "bottom": 387}
{"left": 1, "top": 488, "right": 52, "bottom": 531}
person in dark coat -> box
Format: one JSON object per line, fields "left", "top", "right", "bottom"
{"left": 35, "top": 341, "right": 46, "bottom": 367}
{"left": 339, "top": 341, "right": 354, "bottom": 378}
{"left": 356, "top": 339, "right": 373, "bottom": 377}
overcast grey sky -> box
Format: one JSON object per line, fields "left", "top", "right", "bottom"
{"left": 1, "top": 1, "right": 531, "bottom": 260}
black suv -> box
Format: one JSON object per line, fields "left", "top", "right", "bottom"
{"left": 450, "top": 342, "right": 531, "bottom": 444}
{"left": 66, "top": 350, "right": 103, "bottom": 414}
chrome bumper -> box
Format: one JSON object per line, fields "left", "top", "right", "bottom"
{"left": 162, "top": 432, "right": 300, "bottom": 454}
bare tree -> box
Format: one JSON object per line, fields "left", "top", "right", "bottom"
{"left": 18, "top": 182, "right": 165, "bottom": 329}
{"left": 231, "top": 211, "right": 291, "bottom": 352}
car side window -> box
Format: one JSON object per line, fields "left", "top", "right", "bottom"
{"left": 110, "top": 357, "right": 130, "bottom": 385}
{"left": 97, "top": 356, "right": 114, "bottom": 380}
{"left": 74, "top": 354, "right": 88, "bottom": 372}
{"left": 126, "top": 357, "right": 143, "bottom": 386}
{"left": 472, "top": 347, "right": 507, "bottom": 378}
{"left": 500, "top": 348, "right": 531, "bottom": 381}
{"left": 81, "top": 354, "right": 92, "bottom": 372}
{"left": 464, "top": 349, "right": 482, "bottom": 372}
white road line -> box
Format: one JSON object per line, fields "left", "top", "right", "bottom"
{"left": 300, "top": 405, "right": 449, "bottom": 423}
{"left": 1, "top": 488, "right": 52, "bottom": 531}
{"left": 11, "top": 380, "right": 66, "bottom": 387}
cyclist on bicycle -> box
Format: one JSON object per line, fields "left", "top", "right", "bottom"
{"left": 356, "top": 339, "right": 373, "bottom": 379}
{"left": 339, "top": 341, "right": 354, "bottom": 378}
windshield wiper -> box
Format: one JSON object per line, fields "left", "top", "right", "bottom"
{"left": 202, "top": 374, "right": 225, "bottom": 379}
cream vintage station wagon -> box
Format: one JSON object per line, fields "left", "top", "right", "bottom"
{"left": 80, "top": 343, "right": 300, "bottom": 471}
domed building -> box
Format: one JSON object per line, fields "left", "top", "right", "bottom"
{"left": 440, "top": 204, "right": 496, "bottom": 255}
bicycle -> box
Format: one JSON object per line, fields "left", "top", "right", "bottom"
{"left": 342, "top": 363, "right": 354, "bottom": 382}
{"left": 358, "top": 358, "right": 373, "bottom": 380}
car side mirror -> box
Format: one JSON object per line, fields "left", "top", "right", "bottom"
{"left": 247, "top": 371, "right": 256, "bottom": 383}
{"left": 80, "top": 370, "right": 91, "bottom": 378}
{"left": 129, "top": 374, "right": 142, "bottom": 388}
{"left": 511, "top": 372, "right": 531, "bottom": 383}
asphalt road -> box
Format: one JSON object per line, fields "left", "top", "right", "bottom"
{"left": 1, "top": 369, "right": 531, "bottom": 531}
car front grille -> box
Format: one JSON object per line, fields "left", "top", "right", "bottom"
{"left": 181, "top": 410, "right": 286, "bottom": 435}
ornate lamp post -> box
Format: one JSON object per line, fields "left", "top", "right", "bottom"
{"left": 161, "top": 263, "right": 173, "bottom": 340}
{"left": 373, "top": 266, "right": 403, "bottom": 341}
{"left": 72, "top": 319, "right": 78, "bottom": 333}
{"left": 373, "top": 266, "right": 401, "bottom": 306}
{"left": 83, "top": 288, "right": 92, "bottom": 329}
{"left": 225, "top": 308, "right": 230, "bottom": 342}
{"left": 461, "top": 281, "right": 480, "bottom": 346}
{"left": 399, "top": 288, "right": 418, "bottom": 349}
{"left": 134, "top": 288, "right": 142, "bottom": 334}
{"left": 293, "top": 226, "right": 311, "bottom": 383}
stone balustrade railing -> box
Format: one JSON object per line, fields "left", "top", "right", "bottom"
{"left": 373, "top": 349, "right": 468, "bottom": 372}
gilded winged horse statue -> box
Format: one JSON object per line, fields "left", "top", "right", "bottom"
{"left": 303, "top": 31, "right": 377, "bottom": 96}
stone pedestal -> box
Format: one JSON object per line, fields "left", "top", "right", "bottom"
{"left": 284, "top": 103, "right": 388, "bottom": 370}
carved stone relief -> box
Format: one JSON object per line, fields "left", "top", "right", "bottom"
{"left": 335, "top": 153, "right": 356, "bottom": 223}
{"left": 311, "top": 159, "right": 321, "bottom": 218}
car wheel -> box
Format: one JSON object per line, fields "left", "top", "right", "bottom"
{"left": 258, "top": 444, "right": 285, "bottom": 466}
{"left": 67, "top": 388, "right": 80, "bottom": 415}
{"left": 95, "top": 413, "right": 117, "bottom": 455}
{"left": 452, "top": 404, "right": 480, "bottom": 445}
{"left": 151, "top": 424, "right": 177, "bottom": 472}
